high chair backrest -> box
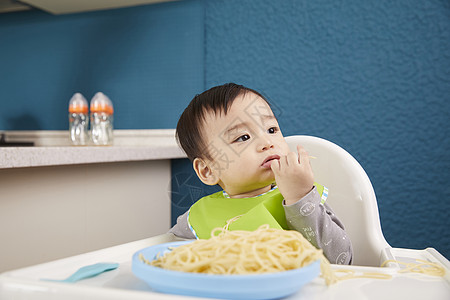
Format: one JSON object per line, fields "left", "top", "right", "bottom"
{"left": 285, "top": 135, "right": 391, "bottom": 266}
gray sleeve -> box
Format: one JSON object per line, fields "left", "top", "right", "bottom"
{"left": 283, "top": 186, "right": 353, "bottom": 265}
{"left": 168, "top": 210, "right": 196, "bottom": 240}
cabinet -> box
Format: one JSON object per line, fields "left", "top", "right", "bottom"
{"left": 0, "top": 129, "right": 186, "bottom": 273}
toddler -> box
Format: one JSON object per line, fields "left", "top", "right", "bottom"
{"left": 170, "top": 83, "right": 353, "bottom": 265}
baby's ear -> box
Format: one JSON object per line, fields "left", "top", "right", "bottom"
{"left": 193, "top": 157, "right": 219, "bottom": 186}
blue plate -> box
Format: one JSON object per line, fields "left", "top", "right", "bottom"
{"left": 132, "top": 241, "right": 320, "bottom": 300}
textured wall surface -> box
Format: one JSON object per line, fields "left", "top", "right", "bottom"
{"left": 0, "top": 0, "right": 203, "bottom": 130}
{"left": 1, "top": 0, "right": 448, "bottom": 259}
{"left": 203, "top": 0, "right": 449, "bottom": 257}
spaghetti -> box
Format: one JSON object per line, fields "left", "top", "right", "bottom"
{"left": 141, "top": 224, "right": 337, "bottom": 285}
{"left": 140, "top": 225, "right": 446, "bottom": 286}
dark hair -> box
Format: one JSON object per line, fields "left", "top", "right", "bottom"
{"left": 176, "top": 83, "right": 271, "bottom": 161}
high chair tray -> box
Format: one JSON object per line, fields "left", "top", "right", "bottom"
{"left": 1, "top": 234, "right": 449, "bottom": 300}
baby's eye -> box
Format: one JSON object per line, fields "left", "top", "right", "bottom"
{"left": 234, "top": 134, "right": 251, "bottom": 142}
{"left": 268, "top": 127, "right": 279, "bottom": 134}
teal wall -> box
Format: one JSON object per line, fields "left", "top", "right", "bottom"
{"left": 0, "top": 0, "right": 204, "bottom": 129}
{"left": 1, "top": 0, "right": 449, "bottom": 258}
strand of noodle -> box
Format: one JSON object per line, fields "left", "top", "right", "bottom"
{"left": 357, "top": 272, "right": 393, "bottom": 280}
{"left": 251, "top": 243, "right": 267, "bottom": 271}
{"left": 333, "top": 269, "right": 355, "bottom": 281}
{"left": 266, "top": 248, "right": 285, "bottom": 271}
{"left": 223, "top": 214, "right": 243, "bottom": 231}
{"left": 334, "top": 269, "right": 392, "bottom": 281}
{"left": 380, "top": 259, "right": 445, "bottom": 277}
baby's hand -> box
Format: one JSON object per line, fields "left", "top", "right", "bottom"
{"left": 271, "top": 145, "right": 314, "bottom": 205}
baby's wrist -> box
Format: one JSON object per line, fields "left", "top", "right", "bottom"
{"left": 283, "top": 186, "right": 314, "bottom": 205}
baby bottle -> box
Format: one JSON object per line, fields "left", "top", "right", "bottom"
{"left": 68, "top": 93, "right": 89, "bottom": 145}
{"left": 90, "top": 92, "right": 114, "bottom": 146}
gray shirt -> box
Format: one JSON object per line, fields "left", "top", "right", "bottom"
{"left": 169, "top": 186, "right": 353, "bottom": 265}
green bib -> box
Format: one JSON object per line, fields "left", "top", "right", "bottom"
{"left": 188, "top": 184, "right": 327, "bottom": 239}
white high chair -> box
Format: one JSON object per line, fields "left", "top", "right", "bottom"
{"left": 285, "top": 135, "right": 391, "bottom": 266}
{"left": 1, "top": 135, "right": 448, "bottom": 300}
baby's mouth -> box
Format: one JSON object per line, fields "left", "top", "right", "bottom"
{"left": 261, "top": 155, "right": 280, "bottom": 169}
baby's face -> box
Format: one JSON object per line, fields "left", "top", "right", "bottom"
{"left": 201, "top": 92, "right": 290, "bottom": 197}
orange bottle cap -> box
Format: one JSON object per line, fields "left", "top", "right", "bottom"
{"left": 90, "top": 92, "right": 114, "bottom": 114}
{"left": 68, "top": 93, "right": 88, "bottom": 114}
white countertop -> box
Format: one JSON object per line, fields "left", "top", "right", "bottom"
{"left": 0, "top": 130, "right": 186, "bottom": 169}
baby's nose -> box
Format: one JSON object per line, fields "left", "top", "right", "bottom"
{"left": 259, "top": 138, "right": 274, "bottom": 151}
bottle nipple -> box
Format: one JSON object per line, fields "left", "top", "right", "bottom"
{"left": 68, "top": 93, "right": 88, "bottom": 114}
{"left": 90, "top": 92, "right": 114, "bottom": 114}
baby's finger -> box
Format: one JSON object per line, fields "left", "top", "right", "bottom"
{"left": 270, "top": 158, "right": 280, "bottom": 174}
{"left": 297, "top": 145, "right": 310, "bottom": 165}
{"left": 287, "top": 151, "right": 298, "bottom": 166}
{"left": 279, "top": 155, "right": 289, "bottom": 169}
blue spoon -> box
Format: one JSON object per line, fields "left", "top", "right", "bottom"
{"left": 42, "top": 262, "right": 119, "bottom": 283}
